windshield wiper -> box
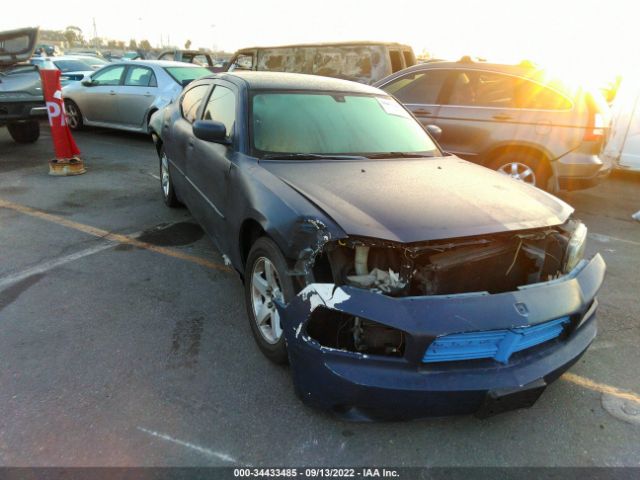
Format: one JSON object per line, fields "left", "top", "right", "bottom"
{"left": 261, "top": 153, "right": 367, "bottom": 160}
{"left": 364, "top": 152, "right": 438, "bottom": 159}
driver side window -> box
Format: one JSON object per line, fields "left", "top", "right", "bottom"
{"left": 92, "top": 66, "right": 126, "bottom": 86}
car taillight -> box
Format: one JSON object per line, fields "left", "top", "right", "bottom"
{"left": 584, "top": 93, "right": 605, "bottom": 142}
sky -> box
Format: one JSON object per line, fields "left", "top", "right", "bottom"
{"left": 3, "top": 0, "right": 638, "bottom": 82}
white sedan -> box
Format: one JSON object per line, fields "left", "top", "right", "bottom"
{"left": 62, "top": 60, "right": 210, "bottom": 133}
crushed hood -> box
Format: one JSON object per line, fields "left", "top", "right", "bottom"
{"left": 261, "top": 156, "right": 573, "bottom": 243}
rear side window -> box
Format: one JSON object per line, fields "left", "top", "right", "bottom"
{"left": 230, "top": 53, "right": 254, "bottom": 71}
{"left": 444, "top": 71, "right": 573, "bottom": 110}
{"left": 382, "top": 69, "right": 449, "bottom": 105}
{"left": 124, "top": 66, "right": 157, "bottom": 87}
{"left": 515, "top": 80, "right": 572, "bottom": 110}
{"left": 444, "top": 71, "right": 517, "bottom": 108}
{"left": 389, "top": 50, "right": 403, "bottom": 73}
{"left": 203, "top": 85, "right": 236, "bottom": 136}
{"left": 181, "top": 85, "right": 209, "bottom": 123}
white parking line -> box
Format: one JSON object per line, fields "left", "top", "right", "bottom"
{"left": 148, "top": 173, "right": 160, "bottom": 180}
{"left": 589, "top": 232, "right": 640, "bottom": 247}
{"left": 137, "top": 427, "right": 237, "bottom": 464}
{"left": 0, "top": 241, "right": 115, "bottom": 290}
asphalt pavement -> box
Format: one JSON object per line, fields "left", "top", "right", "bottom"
{"left": 0, "top": 125, "right": 639, "bottom": 467}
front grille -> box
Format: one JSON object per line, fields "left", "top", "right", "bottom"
{"left": 423, "top": 317, "right": 570, "bottom": 364}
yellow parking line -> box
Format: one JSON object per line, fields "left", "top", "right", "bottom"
{"left": 0, "top": 198, "right": 232, "bottom": 273}
{"left": 561, "top": 373, "right": 640, "bottom": 405}
{"left": 3, "top": 198, "right": 639, "bottom": 407}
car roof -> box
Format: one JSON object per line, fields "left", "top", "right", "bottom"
{"left": 400, "top": 60, "right": 537, "bottom": 76}
{"left": 108, "top": 60, "right": 208, "bottom": 68}
{"left": 34, "top": 55, "right": 105, "bottom": 62}
{"left": 215, "top": 71, "right": 383, "bottom": 94}
{"left": 236, "top": 41, "right": 412, "bottom": 52}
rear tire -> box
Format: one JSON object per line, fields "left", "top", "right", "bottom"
{"left": 244, "top": 237, "right": 296, "bottom": 364}
{"left": 64, "top": 100, "right": 83, "bottom": 131}
{"left": 7, "top": 121, "right": 40, "bottom": 143}
{"left": 489, "top": 151, "right": 551, "bottom": 190}
{"left": 159, "top": 145, "right": 179, "bottom": 208}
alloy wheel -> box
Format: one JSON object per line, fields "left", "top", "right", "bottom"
{"left": 250, "top": 257, "right": 284, "bottom": 344}
{"left": 65, "top": 103, "right": 79, "bottom": 129}
{"left": 161, "top": 153, "right": 170, "bottom": 198}
{"left": 497, "top": 161, "right": 537, "bottom": 185}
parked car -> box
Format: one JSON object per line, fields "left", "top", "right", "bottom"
{"left": 35, "top": 44, "right": 61, "bottom": 56}
{"left": 0, "top": 27, "right": 46, "bottom": 143}
{"left": 602, "top": 74, "right": 640, "bottom": 172}
{"left": 62, "top": 60, "right": 210, "bottom": 134}
{"left": 149, "top": 71, "right": 605, "bottom": 419}
{"left": 224, "top": 42, "right": 416, "bottom": 84}
{"left": 375, "top": 57, "right": 612, "bottom": 191}
{"left": 157, "top": 50, "right": 216, "bottom": 70}
{"left": 29, "top": 55, "right": 109, "bottom": 83}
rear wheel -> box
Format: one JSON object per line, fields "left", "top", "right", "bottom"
{"left": 7, "top": 121, "right": 40, "bottom": 143}
{"left": 64, "top": 100, "right": 83, "bottom": 131}
{"left": 489, "top": 152, "right": 551, "bottom": 190}
{"left": 245, "top": 237, "right": 296, "bottom": 364}
{"left": 159, "top": 146, "right": 179, "bottom": 207}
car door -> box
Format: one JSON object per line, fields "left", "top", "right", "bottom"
{"left": 116, "top": 65, "right": 159, "bottom": 129}
{"left": 78, "top": 64, "right": 126, "bottom": 124}
{"left": 379, "top": 68, "right": 449, "bottom": 128}
{"left": 186, "top": 81, "right": 238, "bottom": 245}
{"left": 166, "top": 82, "right": 211, "bottom": 201}
{"left": 434, "top": 70, "right": 531, "bottom": 162}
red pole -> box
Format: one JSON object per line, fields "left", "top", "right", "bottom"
{"left": 39, "top": 69, "right": 86, "bottom": 176}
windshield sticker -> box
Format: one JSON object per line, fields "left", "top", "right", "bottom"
{"left": 376, "top": 97, "right": 411, "bottom": 118}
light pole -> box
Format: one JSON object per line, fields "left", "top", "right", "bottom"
{"left": 210, "top": 24, "right": 217, "bottom": 55}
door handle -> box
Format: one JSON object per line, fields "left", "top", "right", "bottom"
{"left": 414, "top": 109, "right": 432, "bottom": 116}
{"left": 492, "top": 114, "right": 512, "bottom": 120}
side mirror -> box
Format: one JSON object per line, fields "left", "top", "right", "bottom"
{"left": 426, "top": 124, "right": 442, "bottom": 140}
{"left": 81, "top": 78, "right": 94, "bottom": 87}
{"left": 193, "top": 120, "right": 228, "bottom": 144}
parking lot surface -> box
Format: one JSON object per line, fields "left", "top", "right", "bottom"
{"left": 1, "top": 125, "right": 639, "bottom": 467}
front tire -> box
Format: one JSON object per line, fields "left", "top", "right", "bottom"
{"left": 245, "top": 237, "right": 296, "bottom": 364}
{"left": 489, "top": 152, "right": 551, "bottom": 190}
{"left": 64, "top": 100, "right": 83, "bottom": 131}
{"left": 159, "top": 146, "right": 179, "bottom": 207}
{"left": 7, "top": 121, "right": 40, "bottom": 143}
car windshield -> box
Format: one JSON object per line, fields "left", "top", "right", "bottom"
{"left": 53, "top": 60, "right": 93, "bottom": 72}
{"left": 251, "top": 92, "right": 440, "bottom": 157}
{"left": 164, "top": 66, "right": 211, "bottom": 85}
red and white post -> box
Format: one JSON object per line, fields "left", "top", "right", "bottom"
{"left": 39, "top": 69, "right": 86, "bottom": 176}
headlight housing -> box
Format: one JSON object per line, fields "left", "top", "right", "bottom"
{"left": 564, "top": 222, "right": 588, "bottom": 272}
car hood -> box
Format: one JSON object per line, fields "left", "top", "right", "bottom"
{"left": 0, "top": 66, "right": 42, "bottom": 98}
{"left": 260, "top": 156, "right": 573, "bottom": 243}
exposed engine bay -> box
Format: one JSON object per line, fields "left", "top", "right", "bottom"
{"left": 310, "top": 221, "right": 581, "bottom": 297}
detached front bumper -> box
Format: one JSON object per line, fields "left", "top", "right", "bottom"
{"left": 279, "top": 254, "right": 606, "bottom": 419}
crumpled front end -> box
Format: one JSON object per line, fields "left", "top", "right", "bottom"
{"left": 278, "top": 221, "right": 605, "bottom": 419}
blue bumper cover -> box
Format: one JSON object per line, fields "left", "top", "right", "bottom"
{"left": 278, "top": 254, "right": 606, "bottom": 419}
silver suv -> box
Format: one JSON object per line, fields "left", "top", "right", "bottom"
{"left": 375, "top": 58, "right": 611, "bottom": 191}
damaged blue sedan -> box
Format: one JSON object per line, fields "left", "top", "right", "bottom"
{"left": 149, "top": 71, "right": 605, "bottom": 419}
